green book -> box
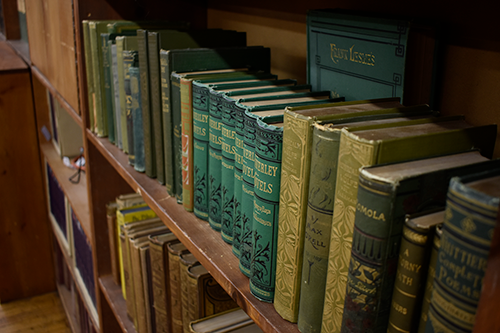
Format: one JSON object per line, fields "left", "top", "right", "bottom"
{"left": 342, "top": 151, "right": 497, "bottom": 333}
{"left": 130, "top": 64, "right": 145, "bottom": 173}
{"left": 307, "top": 9, "right": 439, "bottom": 108}
{"left": 425, "top": 169, "right": 500, "bottom": 333}
{"left": 123, "top": 49, "right": 138, "bottom": 166}
{"left": 236, "top": 93, "right": 344, "bottom": 278}
{"left": 116, "top": 35, "right": 138, "bottom": 154}
{"left": 82, "top": 21, "right": 95, "bottom": 134}
{"left": 321, "top": 116, "right": 496, "bottom": 333}
{"left": 387, "top": 209, "right": 444, "bottom": 333}
{"left": 148, "top": 29, "right": 247, "bottom": 189}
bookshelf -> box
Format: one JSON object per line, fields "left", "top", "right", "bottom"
{"left": 2, "top": 0, "right": 498, "bottom": 332}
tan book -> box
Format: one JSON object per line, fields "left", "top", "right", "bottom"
{"left": 189, "top": 308, "right": 263, "bottom": 333}
{"left": 168, "top": 241, "right": 189, "bottom": 333}
{"left": 180, "top": 252, "right": 200, "bottom": 333}
{"left": 149, "top": 233, "right": 179, "bottom": 333}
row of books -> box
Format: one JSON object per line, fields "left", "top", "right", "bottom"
{"left": 82, "top": 9, "right": 499, "bottom": 333}
{"left": 106, "top": 193, "right": 263, "bottom": 333}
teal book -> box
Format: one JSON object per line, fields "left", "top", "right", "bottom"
{"left": 148, "top": 29, "right": 247, "bottom": 190}
{"left": 237, "top": 94, "right": 345, "bottom": 277}
{"left": 425, "top": 168, "right": 500, "bottom": 333}
{"left": 123, "top": 49, "right": 138, "bottom": 166}
{"left": 163, "top": 46, "right": 272, "bottom": 220}
{"left": 172, "top": 71, "right": 277, "bottom": 213}
{"left": 219, "top": 83, "right": 320, "bottom": 245}
{"left": 211, "top": 91, "right": 333, "bottom": 233}
{"left": 341, "top": 152, "right": 498, "bottom": 333}
{"left": 130, "top": 65, "right": 145, "bottom": 173}
{"left": 307, "top": 9, "right": 439, "bottom": 108}
{"left": 249, "top": 118, "right": 284, "bottom": 302}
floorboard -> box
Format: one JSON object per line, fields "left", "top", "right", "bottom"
{"left": 0, "top": 292, "right": 71, "bottom": 333}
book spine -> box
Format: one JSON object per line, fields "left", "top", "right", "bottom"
{"left": 82, "top": 21, "right": 95, "bottom": 136}
{"left": 141, "top": 246, "right": 155, "bottom": 333}
{"left": 181, "top": 78, "right": 194, "bottom": 211}
{"left": 119, "top": 231, "right": 129, "bottom": 300}
{"left": 181, "top": 258, "right": 198, "bottom": 333}
{"left": 161, "top": 49, "right": 174, "bottom": 192}
{"left": 116, "top": 37, "right": 129, "bottom": 153}
{"left": 106, "top": 202, "right": 120, "bottom": 286}
{"left": 198, "top": 273, "right": 238, "bottom": 317}
{"left": 238, "top": 109, "right": 257, "bottom": 277}
{"left": 388, "top": 220, "right": 437, "bottom": 333}
{"left": 231, "top": 103, "right": 246, "bottom": 257}
{"left": 192, "top": 83, "right": 210, "bottom": 221}
{"left": 137, "top": 29, "right": 156, "bottom": 178}
{"left": 169, "top": 249, "right": 186, "bottom": 333}
{"left": 89, "top": 22, "right": 102, "bottom": 135}
{"left": 171, "top": 74, "right": 183, "bottom": 203}
{"left": 102, "top": 33, "right": 115, "bottom": 143}
{"left": 208, "top": 92, "right": 224, "bottom": 231}
{"left": 110, "top": 42, "right": 122, "bottom": 149}
{"left": 274, "top": 111, "right": 315, "bottom": 322}
{"left": 297, "top": 126, "right": 342, "bottom": 333}
{"left": 123, "top": 50, "right": 136, "bottom": 166}
{"left": 149, "top": 238, "right": 171, "bottom": 333}
{"left": 150, "top": 34, "right": 165, "bottom": 185}
{"left": 417, "top": 226, "right": 442, "bottom": 333}
{"left": 220, "top": 96, "right": 238, "bottom": 244}
{"left": 131, "top": 65, "right": 145, "bottom": 173}
{"left": 425, "top": 176, "right": 499, "bottom": 333}
{"left": 249, "top": 118, "right": 283, "bottom": 302}
{"left": 130, "top": 241, "right": 146, "bottom": 331}
{"left": 321, "top": 131, "right": 377, "bottom": 333}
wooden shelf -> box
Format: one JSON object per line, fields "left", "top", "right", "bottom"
{"left": 6, "top": 39, "right": 30, "bottom": 64}
{"left": 87, "top": 133, "right": 299, "bottom": 333}
{"left": 32, "top": 66, "right": 83, "bottom": 128}
{"left": 99, "top": 275, "right": 136, "bottom": 333}
{"left": 41, "top": 142, "right": 91, "bottom": 242}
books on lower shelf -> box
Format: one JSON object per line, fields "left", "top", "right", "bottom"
{"left": 189, "top": 308, "right": 263, "bottom": 333}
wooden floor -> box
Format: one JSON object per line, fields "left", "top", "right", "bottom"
{"left": 0, "top": 292, "right": 71, "bottom": 333}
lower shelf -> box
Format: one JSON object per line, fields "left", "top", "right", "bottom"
{"left": 100, "top": 275, "right": 136, "bottom": 333}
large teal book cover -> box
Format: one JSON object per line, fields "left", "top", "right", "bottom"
{"left": 341, "top": 153, "right": 499, "bottom": 333}
{"left": 425, "top": 168, "right": 500, "bottom": 333}
{"left": 307, "top": 9, "right": 439, "bottom": 108}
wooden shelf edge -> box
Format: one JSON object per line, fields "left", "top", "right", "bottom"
{"left": 41, "top": 141, "right": 91, "bottom": 241}
{"left": 6, "top": 39, "right": 30, "bottom": 64}
{"left": 99, "top": 275, "right": 137, "bottom": 333}
{"left": 87, "top": 133, "right": 299, "bottom": 333}
{"left": 31, "top": 65, "right": 83, "bottom": 128}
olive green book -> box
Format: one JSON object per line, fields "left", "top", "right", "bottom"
{"left": 320, "top": 116, "right": 496, "bottom": 333}
{"left": 274, "top": 97, "right": 408, "bottom": 322}
{"left": 387, "top": 210, "right": 444, "bottom": 333}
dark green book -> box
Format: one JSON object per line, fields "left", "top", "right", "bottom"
{"left": 148, "top": 29, "right": 247, "bottom": 190}
{"left": 307, "top": 9, "right": 440, "bottom": 108}
{"left": 130, "top": 64, "right": 145, "bottom": 173}
{"left": 425, "top": 169, "right": 500, "bottom": 333}
{"left": 123, "top": 49, "right": 138, "bottom": 166}
{"left": 236, "top": 93, "right": 344, "bottom": 278}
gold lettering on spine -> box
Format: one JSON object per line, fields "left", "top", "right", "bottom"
{"left": 330, "top": 43, "right": 375, "bottom": 66}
